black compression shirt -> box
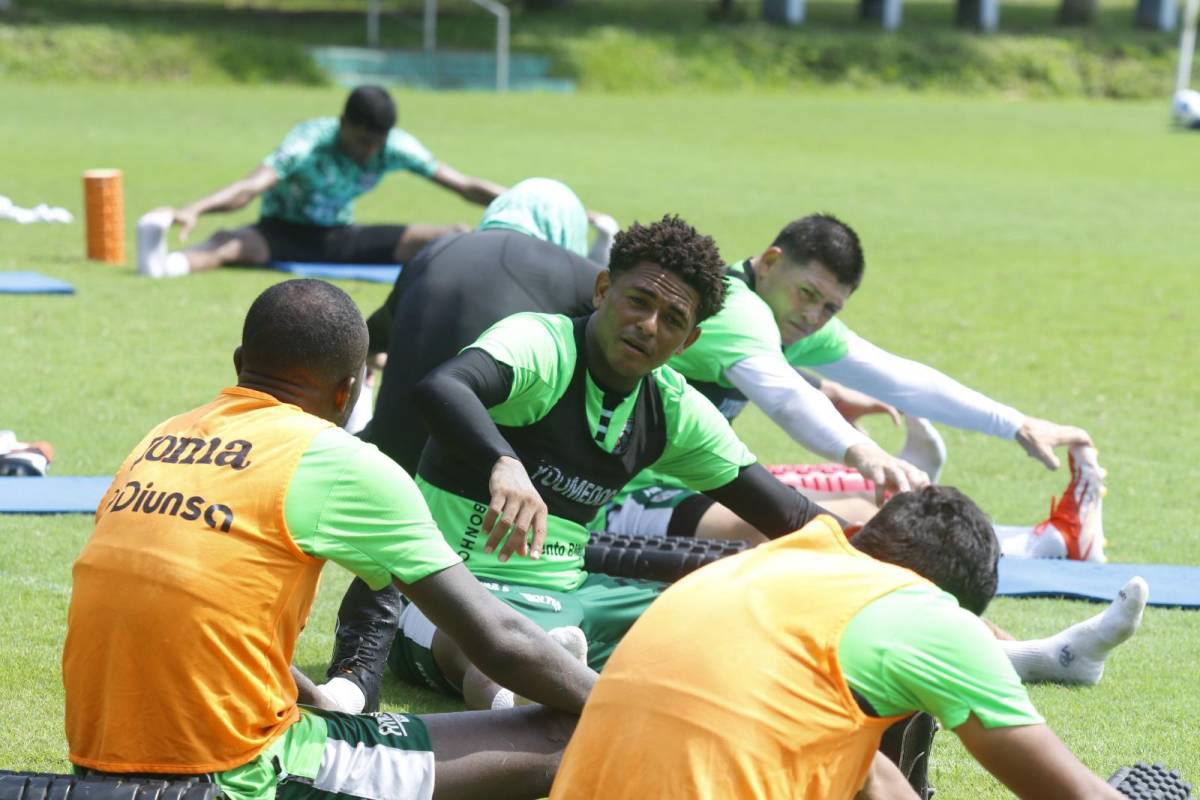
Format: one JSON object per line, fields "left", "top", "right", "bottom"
{"left": 363, "top": 229, "right": 602, "bottom": 473}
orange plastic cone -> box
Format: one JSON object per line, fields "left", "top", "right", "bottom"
{"left": 83, "top": 169, "right": 125, "bottom": 264}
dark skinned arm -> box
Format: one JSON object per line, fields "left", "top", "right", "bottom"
{"left": 397, "top": 563, "right": 597, "bottom": 713}
{"left": 954, "top": 716, "right": 1123, "bottom": 799}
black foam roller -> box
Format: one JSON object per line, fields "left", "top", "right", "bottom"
{"left": 585, "top": 532, "right": 751, "bottom": 582}
{"left": 1109, "top": 763, "right": 1193, "bottom": 799}
{"left": 0, "top": 775, "right": 220, "bottom": 800}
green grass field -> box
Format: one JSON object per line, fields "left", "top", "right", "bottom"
{"left": 1, "top": 83, "right": 1198, "bottom": 796}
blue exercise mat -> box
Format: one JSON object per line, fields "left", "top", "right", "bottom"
{"left": 997, "top": 557, "right": 1200, "bottom": 608}
{"left": 0, "top": 477, "right": 110, "bottom": 514}
{"left": 271, "top": 262, "right": 401, "bottom": 284}
{"left": 0, "top": 271, "right": 75, "bottom": 294}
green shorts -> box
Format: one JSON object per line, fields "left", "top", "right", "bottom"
{"left": 388, "top": 572, "right": 667, "bottom": 695}
{"left": 215, "top": 707, "right": 434, "bottom": 800}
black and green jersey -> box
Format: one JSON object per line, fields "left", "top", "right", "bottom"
{"left": 417, "top": 312, "right": 754, "bottom": 591}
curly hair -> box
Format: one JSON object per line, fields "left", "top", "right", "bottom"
{"left": 608, "top": 214, "right": 727, "bottom": 322}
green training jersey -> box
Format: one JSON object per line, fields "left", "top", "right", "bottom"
{"left": 260, "top": 117, "right": 440, "bottom": 227}
{"left": 285, "top": 427, "right": 460, "bottom": 588}
{"left": 417, "top": 312, "right": 755, "bottom": 592}
{"left": 839, "top": 583, "right": 1043, "bottom": 730}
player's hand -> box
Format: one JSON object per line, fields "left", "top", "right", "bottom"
{"left": 173, "top": 207, "right": 199, "bottom": 242}
{"left": 1015, "top": 416, "right": 1094, "bottom": 470}
{"left": 844, "top": 442, "right": 929, "bottom": 506}
{"left": 821, "top": 380, "right": 902, "bottom": 431}
{"left": 484, "top": 455, "right": 548, "bottom": 562}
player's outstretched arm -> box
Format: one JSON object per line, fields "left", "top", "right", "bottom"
{"left": 703, "top": 462, "right": 846, "bottom": 536}
{"left": 415, "top": 348, "right": 545, "bottom": 561}
{"left": 171, "top": 165, "right": 278, "bottom": 241}
{"left": 724, "top": 355, "right": 927, "bottom": 500}
{"left": 398, "top": 563, "right": 598, "bottom": 714}
{"left": 430, "top": 164, "right": 507, "bottom": 206}
{"left": 954, "top": 715, "right": 1123, "bottom": 799}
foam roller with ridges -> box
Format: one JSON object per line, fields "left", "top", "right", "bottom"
{"left": 585, "top": 532, "right": 750, "bottom": 582}
{"left": 767, "top": 463, "right": 874, "bottom": 494}
{"left": 0, "top": 772, "right": 221, "bottom": 800}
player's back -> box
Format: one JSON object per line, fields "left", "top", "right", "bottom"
{"left": 367, "top": 229, "right": 600, "bottom": 472}
{"left": 551, "top": 516, "right": 921, "bottom": 800}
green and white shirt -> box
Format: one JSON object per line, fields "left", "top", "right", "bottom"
{"left": 260, "top": 117, "right": 440, "bottom": 227}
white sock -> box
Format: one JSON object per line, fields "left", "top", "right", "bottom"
{"left": 999, "top": 577, "right": 1149, "bottom": 685}
{"left": 318, "top": 676, "right": 367, "bottom": 714}
{"left": 162, "top": 251, "right": 191, "bottom": 278}
{"left": 513, "top": 626, "right": 589, "bottom": 707}
{"left": 898, "top": 416, "right": 947, "bottom": 483}
{"left": 491, "top": 688, "right": 516, "bottom": 710}
{"left": 136, "top": 209, "right": 174, "bottom": 277}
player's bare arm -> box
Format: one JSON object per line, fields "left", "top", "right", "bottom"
{"left": 172, "top": 165, "right": 279, "bottom": 240}
{"left": 398, "top": 563, "right": 597, "bottom": 714}
{"left": 430, "top": 164, "right": 507, "bottom": 206}
{"left": 954, "top": 715, "right": 1123, "bottom": 799}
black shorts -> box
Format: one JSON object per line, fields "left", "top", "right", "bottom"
{"left": 255, "top": 217, "right": 407, "bottom": 264}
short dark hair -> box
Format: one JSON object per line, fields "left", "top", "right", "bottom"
{"left": 241, "top": 279, "right": 368, "bottom": 384}
{"left": 771, "top": 214, "right": 865, "bottom": 289}
{"left": 851, "top": 486, "right": 999, "bottom": 615}
{"left": 343, "top": 85, "right": 396, "bottom": 133}
{"left": 608, "top": 214, "right": 726, "bottom": 322}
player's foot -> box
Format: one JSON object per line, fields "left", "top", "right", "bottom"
{"left": 317, "top": 676, "right": 367, "bottom": 714}
{"left": 1028, "top": 445, "right": 1107, "bottom": 562}
{"left": 898, "top": 416, "right": 947, "bottom": 484}
{"left": 0, "top": 440, "right": 54, "bottom": 476}
{"left": 136, "top": 208, "right": 174, "bottom": 277}
{"left": 1000, "top": 576, "right": 1148, "bottom": 685}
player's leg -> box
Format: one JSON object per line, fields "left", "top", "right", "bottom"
{"left": 391, "top": 223, "right": 469, "bottom": 263}
{"left": 996, "top": 577, "right": 1148, "bottom": 686}
{"left": 137, "top": 209, "right": 271, "bottom": 277}
{"left": 321, "top": 578, "right": 407, "bottom": 714}
{"left": 571, "top": 573, "right": 667, "bottom": 669}
{"left": 424, "top": 706, "right": 578, "bottom": 800}
{"left": 272, "top": 705, "right": 574, "bottom": 800}
{"left": 388, "top": 580, "right": 587, "bottom": 711}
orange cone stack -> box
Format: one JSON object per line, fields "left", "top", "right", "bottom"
{"left": 83, "top": 169, "right": 125, "bottom": 264}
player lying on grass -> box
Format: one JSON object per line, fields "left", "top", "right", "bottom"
{"left": 321, "top": 215, "right": 1142, "bottom": 715}
{"left": 551, "top": 487, "right": 1135, "bottom": 800}
{"left": 322, "top": 178, "right": 609, "bottom": 712}
{"left": 62, "top": 279, "right": 597, "bottom": 800}
{"left": 135, "top": 84, "right": 508, "bottom": 278}
{"left": 605, "top": 213, "right": 1104, "bottom": 563}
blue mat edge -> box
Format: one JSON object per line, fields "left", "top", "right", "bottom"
{"left": 0, "top": 271, "right": 76, "bottom": 294}
{"left": 270, "top": 262, "right": 401, "bottom": 284}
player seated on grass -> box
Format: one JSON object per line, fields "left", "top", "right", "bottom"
{"left": 322, "top": 177, "right": 608, "bottom": 712}
{"left": 605, "top": 213, "right": 1104, "bottom": 563}
{"left": 551, "top": 487, "right": 1135, "bottom": 800}
{"left": 61, "top": 279, "right": 597, "bottom": 800}
{"left": 364, "top": 214, "right": 841, "bottom": 712}
{"left": 135, "top": 84, "right": 507, "bottom": 278}
{"left": 325, "top": 214, "right": 1141, "bottom": 716}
